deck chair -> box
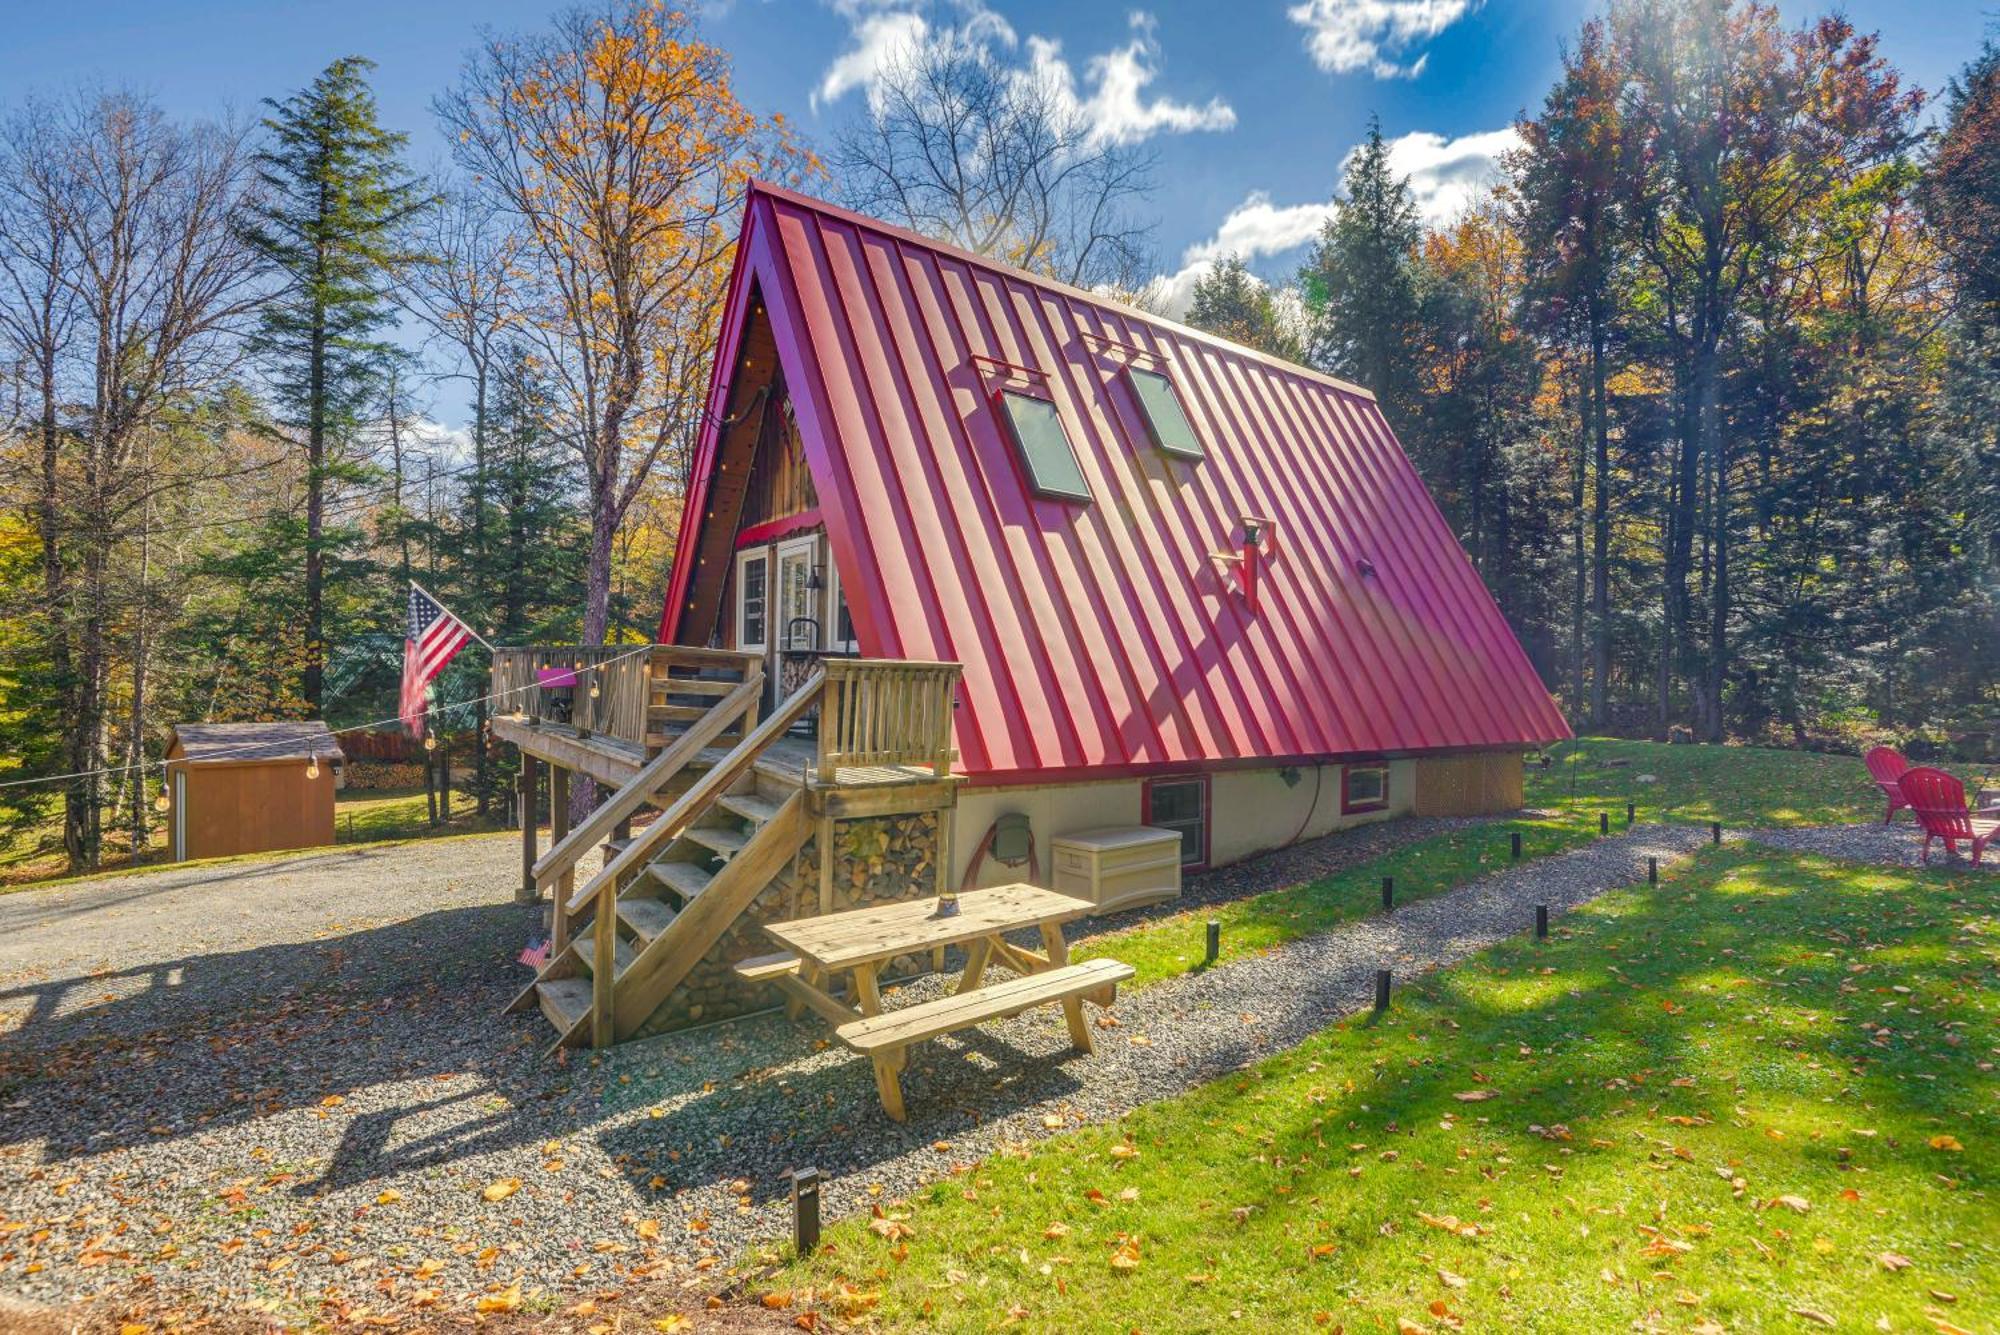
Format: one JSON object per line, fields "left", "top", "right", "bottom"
{"left": 1864, "top": 746, "right": 1912, "bottom": 824}
{"left": 1899, "top": 766, "right": 1999, "bottom": 865}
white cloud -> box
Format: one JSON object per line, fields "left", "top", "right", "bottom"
{"left": 1025, "top": 15, "right": 1235, "bottom": 148}
{"left": 1152, "top": 125, "right": 1518, "bottom": 316}
{"left": 815, "top": 4, "right": 1233, "bottom": 148}
{"left": 1286, "top": 0, "right": 1480, "bottom": 79}
{"left": 813, "top": 8, "right": 935, "bottom": 111}
{"left": 1383, "top": 126, "right": 1518, "bottom": 222}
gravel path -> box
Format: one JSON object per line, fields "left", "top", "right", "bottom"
{"left": 1742, "top": 820, "right": 1999, "bottom": 871}
{"left": 0, "top": 819, "right": 1708, "bottom": 1319}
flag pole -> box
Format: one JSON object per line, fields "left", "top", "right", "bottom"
{"left": 411, "top": 579, "right": 495, "bottom": 653}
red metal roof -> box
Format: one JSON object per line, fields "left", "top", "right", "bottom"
{"left": 662, "top": 182, "right": 1570, "bottom": 782}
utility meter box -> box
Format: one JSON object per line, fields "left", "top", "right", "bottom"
{"left": 1049, "top": 826, "right": 1183, "bottom": 914}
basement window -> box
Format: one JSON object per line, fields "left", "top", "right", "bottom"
{"left": 1143, "top": 774, "right": 1210, "bottom": 869}
{"left": 1342, "top": 764, "right": 1389, "bottom": 815}
{"left": 1128, "top": 366, "right": 1204, "bottom": 459}
{"left": 996, "top": 389, "right": 1091, "bottom": 502}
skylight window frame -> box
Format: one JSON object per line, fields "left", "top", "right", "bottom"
{"left": 992, "top": 386, "right": 1093, "bottom": 504}
{"left": 1126, "top": 363, "right": 1206, "bottom": 460}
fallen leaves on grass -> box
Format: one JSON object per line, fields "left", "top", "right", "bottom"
{"left": 1452, "top": 1090, "right": 1499, "bottom": 1102}
{"left": 1928, "top": 1135, "right": 1963, "bottom": 1152}
{"left": 1877, "top": 1251, "right": 1913, "bottom": 1272}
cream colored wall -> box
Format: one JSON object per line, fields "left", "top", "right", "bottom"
{"left": 949, "top": 759, "right": 1416, "bottom": 888}
{"left": 1206, "top": 759, "right": 1412, "bottom": 866}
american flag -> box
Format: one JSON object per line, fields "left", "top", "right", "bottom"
{"left": 399, "top": 583, "right": 474, "bottom": 735}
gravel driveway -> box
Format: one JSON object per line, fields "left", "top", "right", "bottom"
{"left": 0, "top": 820, "right": 1705, "bottom": 1322}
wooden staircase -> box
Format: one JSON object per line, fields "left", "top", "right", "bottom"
{"left": 507, "top": 673, "right": 827, "bottom": 1050}
{"left": 502, "top": 655, "right": 966, "bottom": 1051}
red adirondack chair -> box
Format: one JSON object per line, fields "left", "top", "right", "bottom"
{"left": 1899, "top": 766, "right": 2000, "bottom": 865}
{"left": 1864, "top": 746, "right": 1913, "bottom": 824}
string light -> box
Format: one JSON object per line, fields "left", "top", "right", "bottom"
{"left": 424, "top": 733, "right": 438, "bottom": 752}
{"left": 306, "top": 754, "right": 320, "bottom": 780}
{"left": 0, "top": 638, "right": 662, "bottom": 794}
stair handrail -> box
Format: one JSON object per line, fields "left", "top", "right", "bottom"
{"left": 567, "top": 668, "right": 827, "bottom": 918}
{"left": 533, "top": 672, "right": 763, "bottom": 892}
{"left": 579, "top": 670, "right": 827, "bottom": 1045}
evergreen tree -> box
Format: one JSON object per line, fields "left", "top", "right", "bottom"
{"left": 1928, "top": 41, "right": 2000, "bottom": 331}
{"left": 1299, "top": 116, "right": 1424, "bottom": 427}
{"left": 1185, "top": 255, "right": 1301, "bottom": 361}
{"left": 242, "top": 57, "right": 429, "bottom": 713}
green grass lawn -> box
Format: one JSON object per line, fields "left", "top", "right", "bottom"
{"left": 774, "top": 847, "right": 1998, "bottom": 1333}
{"left": 332, "top": 784, "right": 504, "bottom": 843}
{"left": 1525, "top": 736, "right": 1991, "bottom": 829}
{"left": 1075, "top": 815, "right": 1598, "bottom": 988}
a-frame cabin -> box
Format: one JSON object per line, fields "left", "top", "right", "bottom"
{"left": 494, "top": 181, "right": 1569, "bottom": 1049}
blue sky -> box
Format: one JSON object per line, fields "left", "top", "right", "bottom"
{"left": 2, "top": 0, "right": 1991, "bottom": 429}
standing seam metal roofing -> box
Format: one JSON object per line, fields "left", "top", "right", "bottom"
{"left": 662, "top": 182, "right": 1571, "bottom": 783}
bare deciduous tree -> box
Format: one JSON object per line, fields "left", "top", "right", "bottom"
{"left": 833, "top": 33, "right": 1156, "bottom": 290}
{"left": 0, "top": 91, "right": 262, "bottom": 866}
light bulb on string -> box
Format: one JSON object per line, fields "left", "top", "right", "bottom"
{"left": 307, "top": 754, "right": 320, "bottom": 780}
{"left": 424, "top": 733, "right": 438, "bottom": 752}
{"left": 153, "top": 789, "right": 170, "bottom": 813}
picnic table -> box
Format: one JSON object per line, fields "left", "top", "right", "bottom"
{"left": 737, "top": 884, "right": 1133, "bottom": 1121}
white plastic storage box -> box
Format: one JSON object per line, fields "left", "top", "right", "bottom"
{"left": 1049, "top": 826, "right": 1183, "bottom": 914}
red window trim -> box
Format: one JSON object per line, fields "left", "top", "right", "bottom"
{"left": 1341, "top": 762, "right": 1390, "bottom": 815}
{"left": 1141, "top": 773, "right": 1211, "bottom": 871}
{"left": 735, "top": 509, "right": 822, "bottom": 549}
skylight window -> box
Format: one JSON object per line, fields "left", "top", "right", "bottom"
{"left": 995, "top": 389, "right": 1091, "bottom": 502}
{"left": 1128, "top": 366, "right": 1204, "bottom": 459}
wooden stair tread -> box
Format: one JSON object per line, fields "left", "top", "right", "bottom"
{"left": 650, "top": 677, "right": 742, "bottom": 698}
{"left": 537, "top": 977, "right": 593, "bottom": 1032}
{"left": 648, "top": 860, "right": 715, "bottom": 900}
{"left": 718, "top": 792, "right": 782, "bottom": 825}
{"left": 836, "top": 959, "right": 1134, "bottom": 1051}
{"left": 681, "top": 824, "right": 748, "bottom": 857}
{"left": 618, "top": 897, "right": 678, "bottom": 942}
{"left": 575, "top": 933, "right": 636, "bottom": 976}
{"left": 731, "top": 952, "right": 801, "bottom": 983}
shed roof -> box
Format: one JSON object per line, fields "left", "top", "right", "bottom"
{"left": 167, "top": 721, "right": 345, "bottom": 766}
{"left": 662, "top": 182, "right": 1570, "bottom": 782}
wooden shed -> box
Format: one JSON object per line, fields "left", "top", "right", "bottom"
{"left": 164, "top": 722, "right": 344, "bottom": 862}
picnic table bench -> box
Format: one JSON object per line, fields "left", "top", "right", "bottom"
{"left": 736, "top": 883, "right": 1133, "bottom": 1121}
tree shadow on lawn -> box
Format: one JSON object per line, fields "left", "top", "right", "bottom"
{"left": 1113, "top": 849, "right": 1990, "bottom": 1265}
{"left": 798, "top": 849, "right": 1996, "bottom": 1332}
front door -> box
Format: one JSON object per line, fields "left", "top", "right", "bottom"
{"left": 773, "top": 535, "right": 821, "bottom": 704}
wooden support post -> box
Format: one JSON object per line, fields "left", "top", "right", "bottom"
{"left": 551, "top": 766, "right": 572, "bottom": 951}
{"left": 591, "top": 885, "right": 614, "bottom": 1048}
{"left": 517, "top": 752, "right": 539, "bottom": 904}
{"left": 818, "top": 812, "right": 835, "bottom": 916}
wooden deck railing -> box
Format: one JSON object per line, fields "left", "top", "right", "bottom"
{"left": 817, "top": 658, "right": 962, "bottom": 778}
{"left": 491, "top": 644, "right": 760, "bottom": 753}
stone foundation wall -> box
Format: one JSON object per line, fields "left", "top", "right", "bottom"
{"left": 630, "top": 809, "right": 940, "bottom": 1038}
